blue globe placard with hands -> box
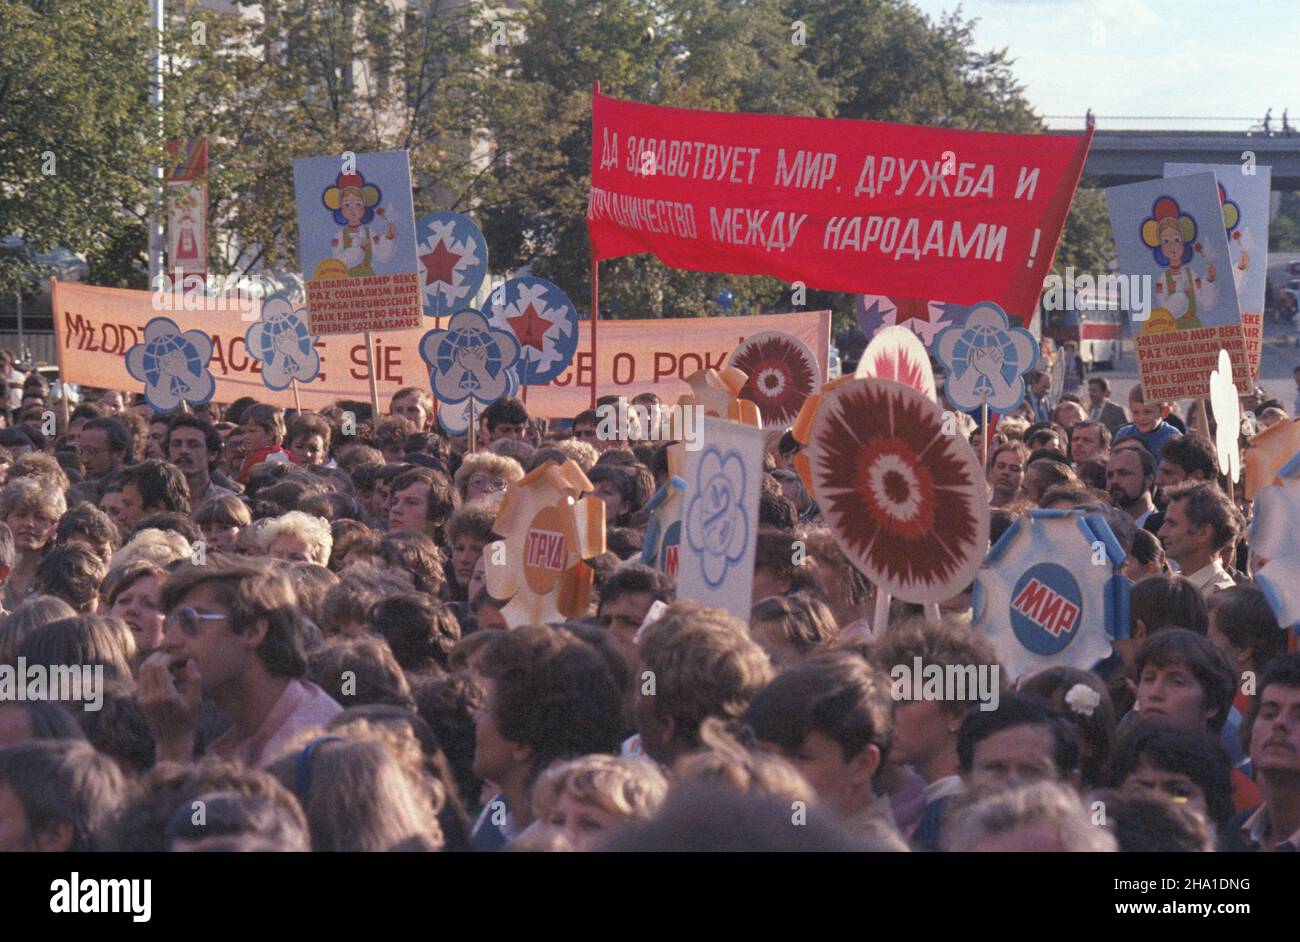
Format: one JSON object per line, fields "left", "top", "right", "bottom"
{"left": 125, "top": 317, "right": 216, "bottom": 413}
{"left": 934, "top": 302, "right": 1038, "bottom": 412}
{"left": 245, "top": 292, "right": 321, "bottom": 391}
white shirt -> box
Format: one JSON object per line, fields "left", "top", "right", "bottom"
{"left": 1182, "top": 560, "right": 1237, "bottom": 598}
{"left": 5, "top": 369, "right": 24, "bottom": 410}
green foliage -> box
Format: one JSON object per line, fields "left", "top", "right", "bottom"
{"left": 0, "top": 0, "right": 163, "bottom": 296}
{"left": 1269, "top": 192, "right": 1300, "bottom": 252}
{"left": 4, "top": 0, "right": 1094, "bottom": 326}
{"left": 1051, "top": 183, "right": 1113, "bottom": 278}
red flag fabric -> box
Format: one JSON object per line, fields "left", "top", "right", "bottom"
{"left": 587, "top": 91, "right": 1092, "bottom": 320}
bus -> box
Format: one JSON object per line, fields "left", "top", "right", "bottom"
{"left": 1040, "top": 290, "right": 1127, "bottom": 370}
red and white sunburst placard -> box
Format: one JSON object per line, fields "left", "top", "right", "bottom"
{"left": 806, "top": 377, "right": 989, "bottom": 603}
{"left": 728, "top": 330, "right": 822, "bottom": 430}
{"left": 854, "top": 325, "right": 937, "bottom": 401}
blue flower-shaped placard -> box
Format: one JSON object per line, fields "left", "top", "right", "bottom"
{"left": 486, "top": 276, "right": 579, "bottom": 386}
{"left": 125, "top": 317, "right": 216, "bottom": 413}
{"left": 419, "top": 308, "right": 521, "bottom": 407}
{"left": 416, "top": 212, "right": 489, "bottom": 318}
{"left": 244, "top": 292, "right": 321, "bottom": 391}
{"left": 934, "top": 302, "right": 1039, "bottom": 412}
{"left": 685, "top": 447, "right": 750, "bottom": 588}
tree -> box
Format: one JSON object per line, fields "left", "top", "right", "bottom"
{"left": 489, "top": 0, "right": 1051, "bottom": 325}
{"left": 168, "top": 0, "right": 495, "bottom": 281}
{"left": 1051, "top": 183, "right": 1113, "bottom": 279}
{"left": 0, "top": 0, "right": 165, "bottom": 295}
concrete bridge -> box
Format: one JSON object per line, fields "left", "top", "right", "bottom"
{"left": 1046, "top": 128, "right": 1300, "bottom": 189}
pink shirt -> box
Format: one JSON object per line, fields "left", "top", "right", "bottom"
{"left": 207, "top": 679, "right": 343, "bottom": 769}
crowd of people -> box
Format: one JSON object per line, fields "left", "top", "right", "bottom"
{"left": 0, "top": 342, "right": 1296, "bottom": 854}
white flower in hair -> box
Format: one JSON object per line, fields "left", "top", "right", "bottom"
{"left": 1064, "top": 683, "right": 1101, "bottom": 717}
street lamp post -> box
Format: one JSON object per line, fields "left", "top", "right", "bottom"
{"left": 147, "top": 0, "right": 165, "bottom": 287}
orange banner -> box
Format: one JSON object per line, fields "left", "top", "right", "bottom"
{"left": 51, "top": 280, "right": 830, "bottom": 419}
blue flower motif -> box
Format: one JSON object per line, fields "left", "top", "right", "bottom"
{"left": 245, "top": 292, "right": 321, "bottom": 390}
{"left": 685, "top": 448, "right": 749, "bottom": 588}
{"left": 125, "top": 317, "right": 215, "bottom": 413}
{"left": 934, "top": 302, "right": 1038, "bottom": 412}
{"left": 419, "top": 309, "right": 521, "bottom": 408}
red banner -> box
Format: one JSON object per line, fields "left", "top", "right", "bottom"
{"left": 587, "top": 91, "right": 1092, "bottom": 320}
{"left": 165, "top": 138, "right": 209, "bottom": 279}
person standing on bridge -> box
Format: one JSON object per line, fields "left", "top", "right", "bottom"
{"left": 1264, "top": 109, "right": 1272, "bottom": 135}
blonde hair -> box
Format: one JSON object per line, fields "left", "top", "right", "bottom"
{"left": 452, "top": 452, "right": 524, "bottom": 500}
{"left": 259, "top": 511, "right": 333, "bottom": 566}
{"left": 107, "top": 528, "right": 191, "bottom": 578}
{"left": 552, "top": 438, "right": 598, "bottom": 473}
{"left": 0, "top": 476, "right": 66, "bottom": 522}
{"left": 997, "top": 415, "right": 1030, "bottom": 440}
{"left": 532, "top": 755, "right": 668, "bottom": 825}
{"left": 944, "top": 780, "right": 1117, "bottom": 852}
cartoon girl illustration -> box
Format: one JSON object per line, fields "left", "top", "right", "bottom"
{"left": 1140, "top": 197, "right": 1215, "bottom": 334}
{"left": 1218, "top": 183, "right": 1250, "bottom": 296}
{"left": 322, "top": 171, "right": 396, "bottom": 277}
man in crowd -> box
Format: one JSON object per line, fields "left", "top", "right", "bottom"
{"left": 1226, "top": 654, "right": 1300, "bottom": 851}
{"left": 103, "top": 459, "right": 191, "bottom": 533}
{"left": 635, "top": 602, "right": 773, "bottom": 768}
{"left": 1086, "top": 377, "right": 1128, "bottom": 434}
{"left": 1155, "top": 435, "right": 1218, "bottom": 493}
{"left": 480, "top": 397, "right": 529, "bottom": 447}
{"left": 1068, "top": 420, "right": 1110, "bottom": 464}
{"left": 1106, "top": 446, "right": 1158, "bottom": 528}
{"left": 987, "top": 442, "right": 1028, "bottom": 507}
{"left": 1157, "top": 481, "right": 1241, "bottom": 596}
{"left": 138, "top": 560, "right": 342, "bottom": 769}
{"left": 388, "top": 467, "right": 458, "bottom": 542}
{"left": 745, "top": 651, "right": 909, "bottom": 850}
{"left": 167, "top": 414, "right": 239, "bottom": 511}
{"left": 390, "top": 387, "right": 433, "bottom": 431}
{"left": 76, "top": 416, "right": 132, "bottom": 490}
{"left": 470, "top": 625, "right": 624, "bottom": 850}
{"left": 1025, "top": 370, "right": 1053, "bottom": 424}
{"left": 596, "top": 563, "right": 675, "bottom": 680}
{"left": 0, "top": 740, "right": 128, "bottom": 851}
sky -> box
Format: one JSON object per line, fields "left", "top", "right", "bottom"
{"left": 910, "top": 0, "right": 1298, "bottom": 130}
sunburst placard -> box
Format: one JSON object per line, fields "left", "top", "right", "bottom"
{"left": 728, "top": 330, "right": 822, "bottom": 429}
{"left": 807, "top": 377, "right": 989, "bottom": 603}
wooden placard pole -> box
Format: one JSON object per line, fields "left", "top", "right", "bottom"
{"left": 873, "top": 588, "right": 891, "bottom": 635}
{"left": 365, "top": 330, "right": 381, "bottom": 421}
{"left": 981, "top": 402, "right": 990, "bottom": 467}
{"left": 50, "top": 278, "right": 71, "bottom": 430}
{"left": 468, "top": 396, "right": 478, "bottom": 453}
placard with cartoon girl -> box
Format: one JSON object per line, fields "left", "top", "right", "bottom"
{"left": 1166, "top": 162, "right": 1272, "bottom": 379}
{"left": 292, "top": 150, "right": 421, "bottom": 335}
{"left": 1105, "top": 171, "right": 1247, "bottom": 400}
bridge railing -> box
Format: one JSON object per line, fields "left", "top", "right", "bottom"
{"left": 1045, "top": 115, "right": 1293, "bottom": 135}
